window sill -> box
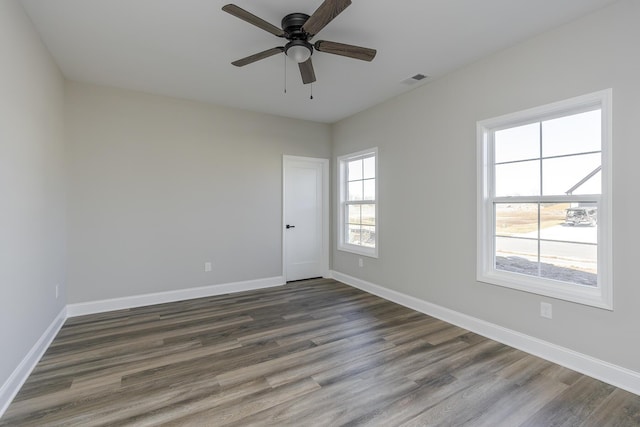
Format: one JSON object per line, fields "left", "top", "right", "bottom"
{"left": 338, "top": 244, "right": 378, "bottom": 258}
{"left": 477, "top": 269, "right": 612, "bottom": 310}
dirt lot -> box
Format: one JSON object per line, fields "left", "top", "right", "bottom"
{"left": 496, "top": 203, "right": 569, "bottom": 235}
{"left": 496, "top": 255, "right": 596, "bottom": 286}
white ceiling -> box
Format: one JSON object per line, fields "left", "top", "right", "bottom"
{"left": 21, "top": 0, "right": 618, "bottom": 123}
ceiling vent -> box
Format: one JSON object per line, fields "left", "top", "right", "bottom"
{"left": 401, "top": 73, "right": 430, "bottom": 85}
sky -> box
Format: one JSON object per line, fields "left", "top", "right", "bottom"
{"left": 494, "top": 109, "right": 601, "bottom": 197}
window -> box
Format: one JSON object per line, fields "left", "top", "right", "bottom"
{"left": 477, "top": 90, "right": 612, "bottom": 309}
{"left": 338, "top": 148, "right": 378, "bottom": 257}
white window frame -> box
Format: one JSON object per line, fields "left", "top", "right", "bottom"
{"left": 477, "top": 90, "right": 612, "bottom": 309}
{"left": 338, "top": 148, "right": 378, "bottom": 258}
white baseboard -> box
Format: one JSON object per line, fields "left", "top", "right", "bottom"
{"left": 0, "top": 306, "right": 67, "bottom": 418}
{"left": 67, "top": 276, "right": 285, "bottom": 317}
{"left": 330, "top": 270, "right": 640, "bottom": 396}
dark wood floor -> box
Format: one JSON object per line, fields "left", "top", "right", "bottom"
{"left": 2, "top": 278, "right": 639, "bottom": 426}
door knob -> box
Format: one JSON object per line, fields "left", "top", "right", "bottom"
{"left": 286, "top": 224, "right": 296, "bottom": 229}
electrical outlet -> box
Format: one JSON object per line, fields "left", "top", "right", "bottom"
{"left": 540, "top": 302, "right": 552, "bottom": 319}
{"left": 204, "top": 262, "right": 212, "bottom": 272}
{"left": 358, "top": 258, "right": 363, "bottom": 268}
{"left": 55, "top": 284, "right": 59, "bottom": 299}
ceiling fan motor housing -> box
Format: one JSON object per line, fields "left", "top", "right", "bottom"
{"left": 282, "top": 13, "right": 313, "bottom": 61}
{"left": 281, "top": 13, "right": 310, "bottom": 39}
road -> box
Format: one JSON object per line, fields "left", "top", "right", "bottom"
{"left": 497, "top": 224, "right": 597, "bottom": 271}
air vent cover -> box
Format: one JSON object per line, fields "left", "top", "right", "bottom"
{"left": 401, "top": 73, "right": 430, "bottom": 85}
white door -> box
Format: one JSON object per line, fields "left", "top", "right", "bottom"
{"left": 283, "top": 156, "right": 328, "bottom": 281}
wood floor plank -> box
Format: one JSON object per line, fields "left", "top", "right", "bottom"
{"left": 398, "top": 374, "right": 516, "bottom": 427}
{"left": 224, "top": 367, "right": 420, "bottom": 426}
{"left": 164, "top": 378, "right": 322, "bottom": 426}
{"left": 588, "top": 388, "right": 640, "bottom": 426}
{"left": 2, "top": 278, "right": 638, "bottom": 426}
{"left": 465, "top": 369, "right": 568, "bottom": 426}
{"left": 519, "top": 375, "right": 617, "bottom": 427}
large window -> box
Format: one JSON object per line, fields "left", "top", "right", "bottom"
{"left": 338, "top": 148, "right": 378, "bottom": 257}
{"left": 477, "top": 90, "right": 612, "bottom": 309}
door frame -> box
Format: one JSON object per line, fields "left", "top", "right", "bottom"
{"left": 282, "top": 155, "right": 330, "bottom": 282}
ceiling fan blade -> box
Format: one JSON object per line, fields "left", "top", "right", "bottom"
{"left": 232, "top": 47, "right": 284, "bottom": 67}
{"left": 222, "top": 4, "right": 285, "bottom": 37}
{"left": 302, "top": 0, "right": 352, "bottom": 37}
{"left": 299, "top": 58, "right": 317, "bottom": 84}
{"left": 314, "top": 40, "right": 376, "bottom": 62}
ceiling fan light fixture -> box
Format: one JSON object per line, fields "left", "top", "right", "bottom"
{"left": 285, "top": 40, "right": 312, "bottom": 63}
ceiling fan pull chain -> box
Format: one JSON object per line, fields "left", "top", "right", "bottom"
{"left": 310, "top": 83, "right": 313, "bottom": 100}
{"left": 284, "top": 54, "right": 287, "bottom": 94}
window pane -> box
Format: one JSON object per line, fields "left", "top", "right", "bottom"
{"left": 572, "top": 170, "right": 601, "bottom": 195}
{"left": 348, "top": 181, "right": 363, "bottom": 201}
{"left": 495, "top": 237, "right": 538, "bottom": 274}
{"left": 542, "top": 109, "right": 601, "bottom": 158}
{"left": 495, "top": 160, "right": 540, "bottom": 197}
{"left": 348, "top": 205, "right": 361, "bottom": 224}
{"left": 348, "top": 159, "right": 363, "bottom": 181}
{"left": 542, "top": 153, "right": 601, "bottom": 196}
{"left": 361, "top": 226, "right": 376, "bottom": 248}
{"left": 541, "top": 205, "right": 597, "bottom": 244}
{"left": 539, "top": 202, "right": 570, "bottom": 235}
{"left": 348, "top": 224, "right": 361, "bottom": 245}
{"left": 361, "top": 204, "right": 375, "bottom": 226}
{"left": 540, "top": 241, "right": 597, "bottom": 286}
{"left": 340, "top": 149, "right": 378, "bottom": 255}
{"left": 495, "top": 203, "right": 538, "bottom": 237}
{"left": 363, "top": 179, "right": 375, "bottom": 201}
{"left": 363, "top": 156, "right": 375, "bottom": 179}
{"left": 495, "top": 122, "right": 540, "bottom": 163}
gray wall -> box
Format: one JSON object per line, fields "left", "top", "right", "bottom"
{"left": 332, "top": 0, "right": 640, "bottom": 372}
{"left": 0, "top": 1, "right": 67, "bottom": 386}
{"left": 65, "top": 82, "right": 331, "bottom": 303}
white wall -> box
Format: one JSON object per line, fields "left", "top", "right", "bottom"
{"left": 65, "top": 82, "right": 331, "bottom": 303}
{"left": 332, "top": 0, "right": 640, "bottom": 372}
{"left": 0, "top": 0, "right": 67, "bottom": 387}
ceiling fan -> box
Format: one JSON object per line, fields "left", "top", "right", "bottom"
{"left": 222, "top": 0, "right": 377, "bottom": 85}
